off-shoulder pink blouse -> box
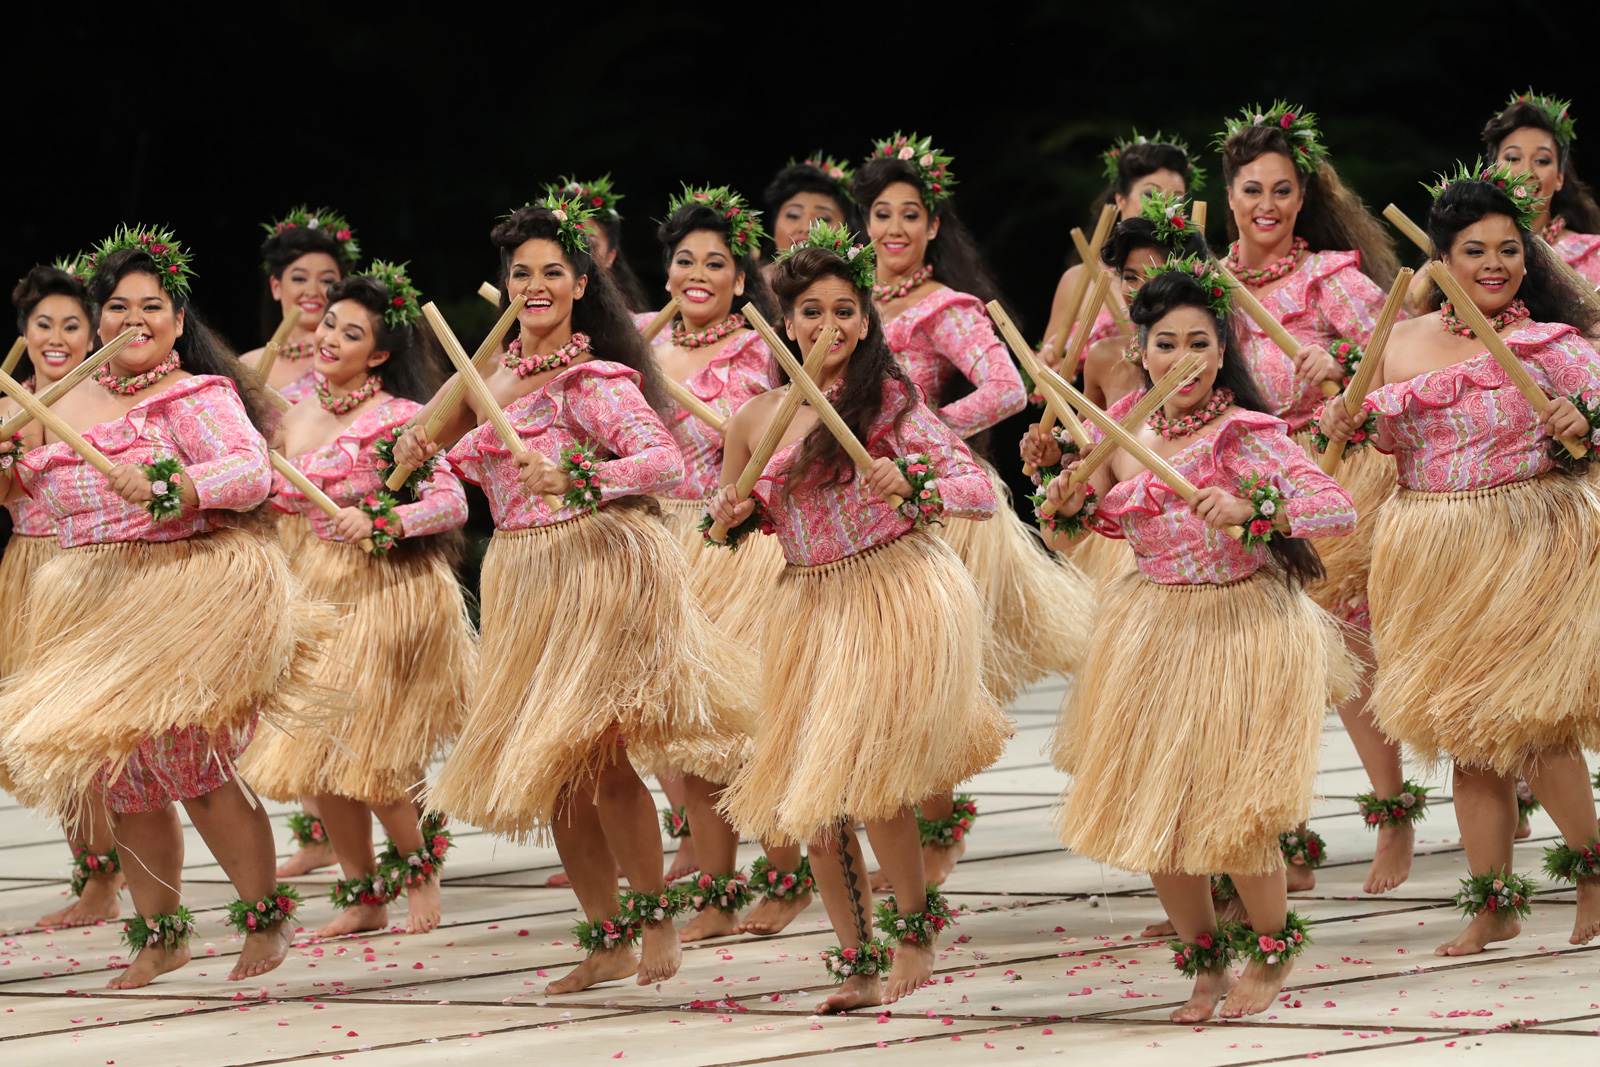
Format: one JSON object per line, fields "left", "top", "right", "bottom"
{"left": 661, "top": 331, "right": 774, "bottom": 501}
{"left": 883, "top": 288, "right": 1026, "bottom": 438}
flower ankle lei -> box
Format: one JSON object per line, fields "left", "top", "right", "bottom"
{"left": 142, "top": 456, "right": 186, "bottom": 520}
{"left": 750, "top": 856, "right": 814, "bottom": 901}
{"left": 1240, "top": 472, "right": 1286, "bottom": 548}
{"left": 315, "top": 373, "right": 382, "bottom": 415}
{"left": 1210, "top": 873, "right": 1238, "bottom": 903}
{"left": 687, "top": 870, "right": 753, "bottom": 914}
{"left": 1279, "top": 828, "right": 1326, "bottom": 869}
{"left": 122, "top": 906, "right": 198, "bottom": 955}
{"left": 1170, "top": 928, "right": 1233, "bottom": 977}
{"left": 226, "top": 883, "right": 302, "bottom": 935}
{"left": 895, "top": 454, "right": 942, "bottom": 526}
{"left": 873, "top": 264, "right": 933, "bottom": 304}
{"left": 1233, "top": 912, "right": 1311, "bottom": 966}
{"left": 820, "top": 938, "right": 895, "bottom": 980}
{"left": 1308, "top": 397, "right": 1379, "bottom": 457}
{"left": 1355, "top": 780, "right": 1431, "bottom": 828}
{"left": 573, "top": 886, "right": 691, "bottom": 952}
{"left": 373, "top": 426, "right": 437, "bottom": 500}
{"left": 918, "top": 795, "right": 978, "bottom": 848}
{"left": 95, "top": 351, "right": 180, "bottom": 395}
{"left": 377, "top": 811, "right": 452, "bottom": 892}
{"left": 70, "top": 845, "right": 121, "bottom": 895}
{"left": 671, "top": 312, "right": 745, "bottom": 349}
{"left": 698, "top": 497, "right": 772, "bottom": 552}
{"left": 357, "top": 491, "right": 401, "bottom": 554}
{"left": 1147, "top": 387, "right": 1232, "bottom": 440}
{"left": 1225, "top": 236, "right": 1308, "bottom": 287}
{"left": 1440, "top": 298, "right": 1529, "bottom": 338}
{"left": 560, "top": 444, "right": 604, "bottom": 511}
{"left": 286, "top": 810, "right": 328, "bottom": 848}
{"left": 660, "top": 806, "right": 691, "bottom": 839}
{"left": 1454, "top": 868, "right": 1536, "bottom": 919}
{"left": 1543, "top": 838, "right": 1600, "bottom": 883}
{"left": 330, "top": 870, "right": 395, "bottom": 910}
{"left": 874, "top": 887, "right": 957, "bottom": 946}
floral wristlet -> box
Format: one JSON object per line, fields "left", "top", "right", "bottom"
{"left": 1240, "top": 472, "right": 1286, "bottom": 548}
{"left": 894, "top": 454, "right": 942, "bottom": 525}
{"left": 1308, "top": 399, "right": 1379, "bottom": 457}
{"left": 698, "top": 499, "right": 771, "bottom": 551}
{"left": 1329, "top": 337, "right": 1364, "bottom": 386}
{"left": 373, "top": 425, "right": 437, "bottom": 499}
{"left": 560, "top": 444, "right": 604, "bottom": 511}
{"left": 1030, "top": 470, "right": 1096, "bottom": 540}
{"left": 1561, "top": 391, "right": 1600, "bottom": 466}
{"left": 358, "top": 491, "right": 401, "bottom": 554}
{"left": 143, "top": 456, "right": 185, "bottom": 520}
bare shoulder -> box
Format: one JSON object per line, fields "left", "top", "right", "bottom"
{"left": 239, "top": 347, "right": 266, "bottom": 369}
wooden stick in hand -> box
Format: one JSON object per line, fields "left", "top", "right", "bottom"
{"left": 478, "top": 281, "right": 501, "bottom": 307}
{"left": 254, "top": 307, "right": 304, "bottom": 382}
{"left": 1, "top": 338, "right": 24, "bottom": 377}
{"left": 661, "top": 377, "right": 725, "bottom": 433}
{"left": 270, "top": 451, "right": 375, "bottom": 553}
{"left": 1319, "top": 268, "right": 1412, "bottom": 474}
{"left": 1384, "top": 204, "right": 1430, "bottom": 253}
{"left": 1216, "top": 262, "right": 1340, "bottom": 398}
{"left": 1022, "top": 275, "right": 1105, "bottom": 474}
{"left": 0, "top": 327, "right": 140, "bottom": 436}
{"left": 0, "top": 368, "right": 116, "bottom": 476}
{"left": 639, "top": 298, "right": 681, "bottom": 344}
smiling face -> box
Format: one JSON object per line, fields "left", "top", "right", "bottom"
{"left": 98, "top": 271, "right": 184, "bottom": 373}
{"left": 1496, "top": 125, "right": 1564, "bottom": 220}
{"left": 268, "top": 251, "right": 341, "bottom": 325}
{"left": 1442, "top": 213, "right": 1524, "bottom": 315}
{"left": 1113, "top": 168, "right": 1187, "bottom": 221}
{"left": 774, "top": 192, "right": 845, "bottom": 253}
{"left": 1143, "top": 304, "right": 1222, "bottom": 414}
{"left": 867, "top": 180, "right": 940, "bottom": 278}
{"left": 1226, "top": 152, "right": 1303, "bottom": 250}
{"left": 784, "top": 275, "right": 870, "bottom": 381}
{"left": 668, "top": 230, "right": 745, "bottom": 329}
{"left": 505, "top": 237, "right": 587, "bottom": 340}
{"left": 313, "top": 299, "right": 391, "bottom": 388}
{"left": 25, "top": 293, "right": 92, "bottom": 384}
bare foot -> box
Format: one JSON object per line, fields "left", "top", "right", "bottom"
{"left": 315, "top": 902, "right": 387, "bottom": 939}
{"left": 884, "top": 941, "right": 933, "bottom": 1003}
{"left": 819, "top": 973, "right": 884, "bottom": 1014}
{"left": 1170, "top": 967, "right": 1234, "bottom": 1023}
{"left": 1218, "top": 896, "right": 1248, "bottom": 925}
{"left": 39, "top": 875, "right": 123, "bottom": 928}
{"left": 276, "top": 841, "right": 337, "bottom": 878}
{"left": 921, "top": 840, "right": 966, "bottom": 887}
{"left": 1515, "top": 816, "right": 1533, "bottom": 840}
{"left": 664, "top": 840, "right": 700, "bottom": 882}
{"left": 1140, "top": 918, "right": 1177, "bottom": 938}
{"left": 1285, "top": 859, "right": 1316, "bottom": 893}
{"left": 1218, "top": 957, "right": 1291, "bottom": 1019}
{"left": 547, "top": 946, "right": 637, "bottom": 994}
{"left": 546, "top": 866, "right": 623, "bottom": 889}
{"left": 229, "top": 922, "right": 294, "bottom": 981}
{"left": 1435, "top": 910, "right": 1522, "bottom": 956}
{"left": 405, "top": 875, "right": 442, "bottom": 935}
{"left": 679, "top": 907, "right": 740, "bottom": 943}
{"left": 1570, "top": 876, "right": 1600, "bottom": 946}
{"left": 1363, "top": 821, "right": 1415, "bottom": 895}
{"left": 869, "top": 868, "right": 893, "bottom": 893}
{"left": 107, "top": 941, "right": 190, "bottom": 989}
{"left": 738, "top": 893, "right": 812, "bottom": 936}
{"left": 637, "top": 920, "right": 682, "bottom": 984}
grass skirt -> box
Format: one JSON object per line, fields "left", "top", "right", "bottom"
{"left": 1296, "top": 437, "right": 1396, "bottom": 629}
{"left": 940, "top": 462, "right": 1093, "bottom": 705}
{"left": 0, "top": 534, "right": 62, "bottom": 796}
{"left": 1067, "top": 531, "right": 1137, "bottom": 590}
{"left": 426, "top": 501, "right": 720, "bottom": 842}
{"left": 275, "top": 509, "right": 311, "bottom": 556}
{"left": 1053, "top": 571, "right": 1355, "bottom": 875}
{"left": 0, "top": 527, "right": 337, "bottom": 825}
{"left": 720, "top": 529, "right": 1011, "bottom": 845}
{"left": 240, "top": 536, "right": 477, "bottom": 805}
{"left": 1368, "top": 474, "right": 1600, "bottom": 773}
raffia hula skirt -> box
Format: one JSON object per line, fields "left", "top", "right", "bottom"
{"left": 1053, "top": 569, "right": 1356, "bottom": 875}
{"left": 426, "top": 499, "right": 726, "bottom": 842}
{"left": 241, "top": 534, "right": 478, "bottom": 805}
{"left": 1296, "top": 435, "right": 1397, "bottom": 628}
{"left": 720, "top": 528, "right": 1012, "bottom": 846}
{"left": 0, "top": 526, "right": 336, "bottom": 824}
{"left": 939, "top": 461, "right": 1093, "bottom": 705}
{"left": 0, "top": 532, "right": 63, "bottom": 795}
{"left": 1368, "top": 473, "right": 1600, "bottom": 774}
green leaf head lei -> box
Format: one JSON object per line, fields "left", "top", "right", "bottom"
{"left": 1216, "top": 101, "right": 1329, "bottom": 176}
{"left": 1138, "top": 190, "right": 1200, "bottom": 253}
{"left": 52, "top": 250, "right": 93, "bottom": 286}
{"left": 665, "top": 184, "right": 767, "bottom": 260}
{"left": 89, "top": 223, "right": 196, "bottom": 301}
{"left": 868, "top": 131, "right": 956, "bottom": 210}
{"left": 774, "top": 220, "right": 876, "bottom": 291}
{"left": 792, "top": 151, "right": 855, "bottom": 200}
{"left": 514, "top": 194, "right": 597, "bottom": 259}
{"left": 359, "top": 260, "right": 423, "bottom": 329}
{"left": 546, "top": 174, "right": 624, "bottom": 223}
{"left": 1507, "top": 88, "right": 1577, "bottom": 147}
{"left": 1427, "top": 159, "right": 1545, "bottom": 233}
{"left": 262, "top": 205, "right": 360, "bottom": 268}
{"left": 1131, "top": 253, "right": 1233, "bottom": 320}
{"left": 1102, "top": 129, "right": 1207, "bottom": 192}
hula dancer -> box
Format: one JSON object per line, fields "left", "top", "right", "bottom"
{"left": 546, "top": 175, "right": 651, "bottom": 314}
{"left": 760, "top": 153, "right": 858, "bottom": 280}
{"left": 243, "top": 206, "right": 361, "bottom": 403}
{"left": 1484, "top": 90, "right": 1600, "bottom": 286}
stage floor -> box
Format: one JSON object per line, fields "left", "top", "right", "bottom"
{"left": 2, "top": 678, "right": 1597, "bottom": 1065}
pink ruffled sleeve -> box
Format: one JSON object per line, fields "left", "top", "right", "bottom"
{"left": 170, "top": 383, "right": 271, "bottom": 511}
{"left": 564, "top": 371, "right": 685, "bottom": 499}
{"left": 876, "top": 390, "right": 997, "bottom": 521}
{"left": 924, "top": 301, "right": 1027, "bottom": 437}
{"left": 393, "top": 460, "right": 468, "bottom": 537}
{"left": 1314, "top": 264, "right": 1389, "bottom": 349}
{"left": 1217, "top": 420, "right": 1356, "bottom": 539}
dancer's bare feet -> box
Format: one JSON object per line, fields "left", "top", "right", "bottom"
{"left": 738, "top": 893, "right": 812, "bottom": 936}
{"left": 679, "top": 907, "right": 739, "bottom": 943}
{"left": 664, "top": 839, "right": 700, "bottom": 882}
{"left": 229, "top": 923, "right": 294, "bottom": 981}
{"left": 1143, "top": 896, "right": 1245, "bottom": 939}
{"left": 1515, "top": 816, "right": 1533, "bottom": 840}
{"left": 1218, "top": 958, "right": 1290, "bottom": 1019}
{"left": 637, "top": 920, "right": 682, "bottom": 984}
{"left": 884, "top": 941, "right": 933, "bottom": 1003}
{"left": 921, "top": 840, "right": 965, "bottom": 887}
{"left": 819, "top": 973, "right": 884, "bottom": 1014}
{"left": 405, "top": 875, "right": 442, "bottom": 935}
{"left": 1140, "top": 918, "right": 1177, "bottom": 938}
{"left": 546, "top": 945, "right": 637, "bottom": 994}
{"left": 1284, "top": 859, "right": 1316, "bottom": 893}
{"left": 1435, "top": 910, "right": 1521, "bottom": 956}
{"left": 39, "top": 875, "right": 123, "bottom": 928}
{"left": 1570, "top": 876, "right": 1600, "bottom": 946}
{"left": 1363, "top": 821, "right": 1415, "bottom": 895}
{"left": 276, "top": 841, "right": 337, "bottom": 878}
{"left": 546, "top": 866, "right": 623, "bottom": 889}
{"left": 315, "top": 902, "right": 387, "bottom": 939}
{"left": 107, "top": 942, "right": 190, "bottom": 989}
{"left": 869, "top": 868, "right": 893, "bottom": 893}
{"left": 1171, "top": 967, "right": 1234, "bottom": 1023}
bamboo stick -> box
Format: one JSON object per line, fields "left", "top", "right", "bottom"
{"left": 1045, "top": 252, "right": 1090, "bottom": 361}
{"left": 1534, "top": 234, "right": 1600, "bottom": 315}
{"left": 661, "top": 376, "right": 725, "bottom": 433}
{"left": 1319, "top": 268, "right": 1412, "bottom": 474}
{"left": 1088, "top": 202, "right": 1118, "bottom": 259}
{"left": 254, "top": 307, "right": 304, "bottom": 382}
{"left": 0, "top": 368, "right": 116, "bottom": 477}
{"left": 743, "top": 306, "right": 904, "bottom": 510}
{"left": 263, "top": 384, "right": 291, "bottom": 413}
{"left": 0, "top": 328, "right": 139, "bottom": 436}
{"left": 1427, "top": 261, "right": 1586, "bottom": 458}
{"left": 1024, "top": 274, "right": 1106, "bottom": 474}
{"left": 1216, "top": 262, "right": 1340, "bottom": 398}
{"left": 1047, "top": 208, "right": 1118, "bottom": 359}
{"left": 421, "top": 301, "right": 564, "bottom": 510}
{"left": 270, "top": 451, "right": 375, "bottom": 553}
{"left": 1, "top": 339, "right": 24, "bottom": 376}
{"left": 639, "top": 298, "right": 681, "bottom": 343}
{"left": 478, "top": 281, "right": 501, "bottom": 307}
{"left": 1383, "top": 204, "right": 1430, "bottom": 252}
{"left": 384, "top": 296, "right": 526, "bottom": 491}
{"left": 1191, "top": 200, "right": 1208, "bottom": 232}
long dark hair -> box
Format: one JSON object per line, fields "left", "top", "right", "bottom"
{"left": 592, "top": 212, "right": 651, "bottom": 312}
{"left": 762, "top": 162, "right": 860, "bottom": 247}
{"left": 1081, "top": 140, "right": 1197, "bottom": 252}
{"left": 768, "top": 246, "right": 915, "bottom": 492}
{"left": 1424, "top": 179, "right": 1600, "bottom": 333}
{"left": 11, "top": 266, "right": 93, "bottom": 382}
{"left": 1221, "top": 125, "right": 1399, "bottom": 288}
{"left": 88, "top": 248, "right": 273, "bottom": 435}
{"left": 323, "top": 276, "right": 443, "bottom": 404}
{"left": 1482, "top": 99, "right": 1600, "bottom": 234}
{"left": 491, "top": 205, "right": 669, "bottom": 413}
{"left": 656, "top": 201, "right": 778, "bottom": 323}
{"left": 258, "top": 224, "right": 351, "bottom": 342}
{"left": 852, "top": 157, "right": 1007, "bottom": 307}
{"left": 1100, "top": 218, "right": 1211, "bottom": 270}
{"left": 1129, "top": 269, "right": 1325, "bottom": 587}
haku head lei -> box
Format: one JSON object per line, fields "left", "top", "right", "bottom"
{"left": 869, "top": 131, "right": 956, "bottom": 209}
{"left": 793, "top": 151, "right": 854, "bottom": 189}
{"left": 263, "top": 205, "right": 360, "bottom": 266}
{"left": 1101, "top": 130, "right": 1207, "bottom": 192}
{"left": 52, "top": 251, "right": 92, "bottom": 286}
{"left": 516, "top": 195, "right": 596, "bottom": 257}
{"left": 90, "top": 224, "right": 196, "bottom": 300}
{"left": 1427, "top": 159, "right": 1544, "bottom": 232}
{"left": 1508, "top": 88, "right": 1577, "bottom": 146}
{"left": 666, "top": 184, "right": 767, "bottom": 259}
{"left": 1217, "top": 102, "right": 1329, "bottom": 175}
{"left": 548, "top": 175, "right": 623, "bottom": 222}
{"left": 1133, "top": 254, "right": 1232, "bottom": 319}
{"left": 360, "top": 260, "right": 422, "bottom": 328}
{"left": 777, "top": 220, "right": 876, "bottom": 290}
{"left": 1138, "top": 190, "right": 1198, "bottom": 252}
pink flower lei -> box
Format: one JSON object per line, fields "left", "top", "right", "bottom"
{"left": 1439, "top": 298, "right": 1530, "bottom": 338}
{"left": 1147, "top": 386, "right": 1232, "bottom": 440}
{"left": 94, "top": 350, "right": 180, "bottom": 396}
{"left": 1225, "top": 236, "right": 1308, "bottom": 286}
{"left": 502, "top": 332, "right": 591, "bottom": 378}
{"left": 1540, "top": 216, "right": 1568, "bottom": 244}
{"left": 671, "top": 311, "right": 745, "bottom": 349}
{"left": 315, "top": 372, "right": 382, "bottom": 414}
{"left": 873, "top": 263, "right": 933, "bottom": 304}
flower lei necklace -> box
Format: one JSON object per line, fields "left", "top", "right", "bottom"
{"left": 1541, "top": 216, "right": 1568, "bottom": 244}
{"left": 873, "top": 263, "right": 932, "bottom": 303}
{"left": 95, "top": 351, "right": 180, "bottom": 396}
{"left": 1147, "top": 387, "right": 1232, "bottom": 440}
{"left": 671, "top": 312, "right": 745, "bottom": 349}
{"left": 502, "top": 332, "right": 591, "bottom": 378}
{"left": 280, "top": 340, "right": 316, "bottom": 360}
{"left": 1439, "top": 298, "right": 1530, "bottom": 338}
{"left": 1226, "top": 236, "right": 1308, "bottom": 286}
{"left": 315, "top": 373, "right": 382, "bottom": 415}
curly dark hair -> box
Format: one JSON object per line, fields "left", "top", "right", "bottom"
{"left": 656, "top": 200, "right": 778, "bottom": 323}
{"left": 852, "top": 156, "right": 1007, "bottom": 307}
{"left": 1482, "top": 100, "right": 1600, "bottom": 235}
{"left": 258, "top": 224, "right": 352, "bottom": 342}
{"left": 590, "top": 213, "right": 651, "bottom": 313}
{"left": 322, "top": 276, "right": 443, "bottom": 405}
{"left": 11, "top": 266, "right": 93, "bottom": 382}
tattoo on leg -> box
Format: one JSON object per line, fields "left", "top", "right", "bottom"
{"left": 838, "top": 824, "right": 869, "bottom": 942}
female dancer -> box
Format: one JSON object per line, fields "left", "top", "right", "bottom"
{"left": 1484, "top": 91, "right": 1600, "bottom": 286}
{"left": 394, "top": 200, "right": 716, "bottom": 993}
{"left": 548, "top": 176, "right": 651, "bottom": 312}
{"left": 242, "top": 206, "right": 361, "bottom": 404}
{"left": 714, "top": 234, "right": 1009, "bottom": 1012}
{"left": 1318, "top": 168, "right": 1600, "bottom": 954}
{"left": 1, "top": 263, "right": 124, "bottom": 927}
{"left": 242, "top": 263, "right": 476, "bottom": 938}
{"left": 1038, "top": 260, "right": 1356, "bottom": 1021}
{"left": 1218, "top": 102, "right": 1411, "bottom": 895}
{"left": 761, "top": 154, "right": 857, "bottom": 276}
{"left": 856, "top": 132, "right": 1091, "bottom": 884}
{"left": 0, "top": 226, "right": 330, "bottom": 988}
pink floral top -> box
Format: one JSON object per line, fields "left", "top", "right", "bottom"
{"left": 448, "top": 360, "right": 683, "bottom": 530}
{"left": 5, "top": 494, "right": 57, "bottom": 538}
{"left": 1087, "top": 392, "right": 1356, "bottom": 585}
{"left": 1238, "top": 251, "right": 1390, "bottom": 433}
{"left": 271, "top": 397, "right": 468, "bottom": 540}
{"left": 883, "top": 288, "right": 1026, "bottom": 438}
{"left": 1363, "top": 321, "right": 1600, "bottom": 492}
{"left": 753, "top": 379, "right": 997, "bottom": 566}
{"left": 16, "top": 376, "right": 271, "bottom": 548}
{"left": 1549, "top": 229, "right": 1600, "bottom": 288}
{"left": 279, "top": 367, "right": 318, "bottom": 406}
{"left": 662, "top": 331, "right": 775, "bottom": 501}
